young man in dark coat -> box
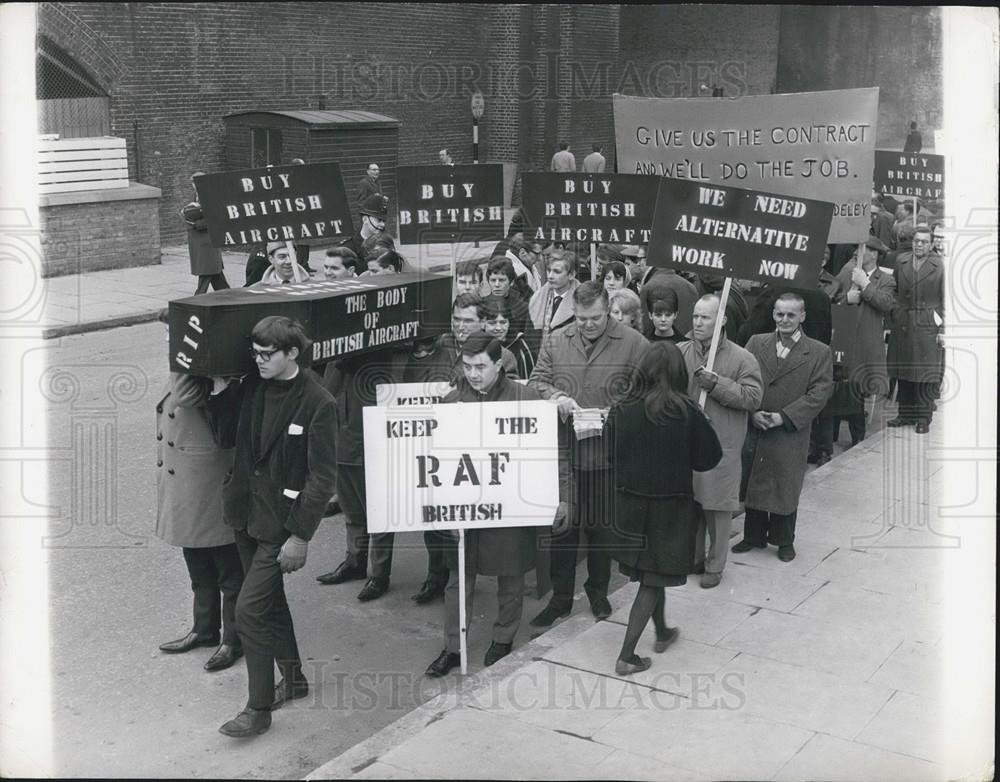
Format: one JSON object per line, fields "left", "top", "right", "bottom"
{"left": 184, "top": 172, "right": 229, "bottom": 294}
{"left": 735, "top": 294, "right": 834, "bottom": 563}
{"left": 217, "top": 316, "right": 337, "bottom": 738}
{"left": 425, "top": 334, "right": 542, "bottom": 677}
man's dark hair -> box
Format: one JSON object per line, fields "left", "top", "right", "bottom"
{"left": 478, "top": 295, "right": 515, "bottom": 322}
{"left": 371, "top": 250, "right": 403, "bottom": 272}
{"left": 452, "top": 292, "right": 482, "bottom": 314}
{"left": 251, "top": 316, "right": 309, "bottom": 356}
{"left": 573, "top": 280, "right": 609, "bottom": 309}
{"left": 460, "top": 332, "right": 502, "bottom": 361}
{"left": 455, "top": 259, "right": 483, "bottom": 281}
{"left": 559, "top": 141, "right": 569, "bottom": 151}
{"left": 486, "top": 256, "right": 516, "bottom": 282}
{"left": 325, "top": 246, "right": 358, "bottom": 270}
{"left": 592, "top": 143, "right": 602, "bottom": 152}
{"left": 913, "top": 224, "right": 932, "bottom": 237}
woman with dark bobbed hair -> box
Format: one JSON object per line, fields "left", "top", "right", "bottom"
{"left": 604, "top": 342, "right": 722, "bottom": 675}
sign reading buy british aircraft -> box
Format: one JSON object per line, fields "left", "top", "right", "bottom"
{"left": 647, "top": 178, "right": 834, "bottom": 290}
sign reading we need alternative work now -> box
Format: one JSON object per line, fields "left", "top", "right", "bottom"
{"left": 648, "top": 179, "right": 833, "bottom": 289}
{"left": 195, "top": 162, "right": 354, "bottom": 247}
{"left": 362, "top": 400, "right": 559, "bottom": 533}
{"left": 613, "top": 88, "right": 878, "bottom": 243}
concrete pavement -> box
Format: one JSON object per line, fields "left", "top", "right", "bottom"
{"left": 308, "top": 406, "right": 987, "bottom": 781}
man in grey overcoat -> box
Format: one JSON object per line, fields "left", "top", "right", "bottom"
{"left": 735, "top": 293, "right": 833, "bottom": 562}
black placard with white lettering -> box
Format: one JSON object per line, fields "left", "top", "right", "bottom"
{"left": 647, "top": 178, "right": 834, "bottom": 289}
{"left": 520, "top": 173, "right": 659, "bottom": 245}
{"left": 396, "top": 164, "right": 504, "bottom": 244}
{"left": 873, "top": 151, "right": 945, "bottom": 202}
{"left": 167, "top": 272, "right": 452, "bottom": 376}
{"left": 195, "top": 162, "right": 354, "bottom": 247}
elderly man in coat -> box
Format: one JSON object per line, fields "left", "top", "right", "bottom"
{"left": 424, "top": 334, "right": 542, "bottom": 677}
{"left": 528, "top": 281, "right": 649, "bottom": 625}
{"left": 832, "top": 236, "right": 897, "bottom": 442}
{"left": 183, "top": 172, "right": 229, "bottom": 294}
{"left": 680, "top": 295, "right": 763, "bottom": 587}
{"left": 887, "top": 224, "right": 945, "bottom": 434}
{"left": 156, "top": 371, "right": 244, "bottom": 672}
{"left": 735, "top": 293, "right": 834, "bottom": 562}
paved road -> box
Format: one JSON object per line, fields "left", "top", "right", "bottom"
{"left": 40, "top": 323, "right": 624, "bottom": 778}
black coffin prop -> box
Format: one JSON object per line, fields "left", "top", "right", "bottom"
{"left": 168, "top": 273, "right": 453, "bottom": 376}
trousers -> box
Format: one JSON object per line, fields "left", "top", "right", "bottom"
{"left": 694, "top": 509, "right": 732, "bottom": 575}
{"left": 182, "top": 543, "right": 244, "bottom": 645}
{"left": 338, "top": 464, "right": 394, "bottom": 579}
{"left": 194, "top": 273, "right": 230, "bottom": 294}
{"left": 234, "top": 530, "right": 303, "bottom": 710}
{"left": 444, "top": 570, "right": 525, "bottom": 654}
{"left": 896, "top": 379, "right": 936, "bottom": 424}
{"left": 743, "top": 507, "right": 798, "bottom": 547}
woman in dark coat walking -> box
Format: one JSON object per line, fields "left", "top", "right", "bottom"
{"left": 604, "top": 342, "right": 722, "bottom": 675}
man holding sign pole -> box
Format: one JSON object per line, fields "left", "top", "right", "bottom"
{"left": 425, "top": 335, "right": 541, "bottom": 677}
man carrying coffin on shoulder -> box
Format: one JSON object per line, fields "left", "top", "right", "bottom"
{"left": 425, "top": 334, "right": 541, "bottom": 677}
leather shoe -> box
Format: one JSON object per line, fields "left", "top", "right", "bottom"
{"left": 316, "top": 561, "right": 366, "bottom": 585}
{"left": 411, "top": 579, "right": 446, "bottom": 604}
{"left": 886, "top": 417, "right": 914, "bottom": 428}
{"left": 219, "top": 706, "right": 271, "bottom": 737}
{"left": 529, "top": 602, "right": 572, "bottom": 627}
{"left": 272, "top": 676, "right": 309, "bottom": 709}
{"left": 357, "top": 577, "right": 389, "bottom": 602}
{"left": 815, "top": 453, "right": 831, "bottom": 467}
{"left": 484, "top": 641, "right": 513, "bottom": 667}
{"left": 425, "top": 649, "right": 461, "bottom": 677}
{"left": 731, "top": 539, "right": 764, "bottom": 553}
{"left": 615, "top": 655, "right": 652, "bottom": 676}
{"left": 778, "top": 545, "right": 796, "bottom": 562}
{"left": 204, "top": 643, "right": 243, "bottom": 672}
{"left": 324, "top": 498, "right": 341, "bottom": 516}
{"left": 653, "top": 626, "right": 680, "bottom": 653}
{"left": 915, "top": 421, "right": 930, "bottom": 434}
{"left": 700, "top": 572, "right": 722, "bottom": 589}
{"left": 590, "top": 596, "right": 612, "bottom": 621}
{"left": 158, "top": 631, "right": 218, "bottom": 654}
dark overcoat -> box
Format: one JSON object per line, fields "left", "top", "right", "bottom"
{"left": 441, "top": 374, "right": 540, "bottom": 576}
{"left": 887, "top": 252, "right": 945, "bottom": 385}
{"left": 833, "top": 264, "right": 896, "bottom": 397}
{"left": 181, "top": 201, "right": 223, "bottom": 276}
{"left": 220, "top": 371, "right": 338, "bottom": 543}
{"left": 605, "top": 398, "right": 722, "bottom": 578}
{"left": 155, "top": 374, "right": 235, "bottom": 548}
{"left": 741, "top": 333, "right": 834, "bottom": 514}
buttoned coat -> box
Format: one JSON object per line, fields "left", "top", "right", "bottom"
{"left": 221, "top": 371, "right": 338, "bottom": 543}
{"left": 887, "top": 252, "right": 945, "bottom": 384}
{"left": 528, "top": 316, "right": 649, "bottom": 471}
{"left": 528, "top": 280, "right": 579, "bottom": 334}
{"left": 155, "top": 374, "right": 235, "bottom": 548}
{"left": 441, "top": 374, "right": 541, "bottom": 576}
{"left": 833, "top": 263, "right": 896, "bottom": 396}
{"left": 181, "top": 201, "right": 223, "bottom": 276}
{"left": 680, "top": 337, "right": 763, "bottom": 511}
{"left": 740, "top": 333, "right": 834, "bottom": 515}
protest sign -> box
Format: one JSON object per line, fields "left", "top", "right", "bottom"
{"left": 519, "top": 173, "right": 660, "bottom": 245}
{"left": 830, "top": 303, "right": 862, "bottom": 368}
{"left": 647, "top": 178, "right": 834, "bottom": 289}
{"left": 613, "top": 88, "right": 878, "bottom": 243}
{"left": 376, "top": 381, "right": 453, "bottom": 408}
{"left": 362, "top": 400, "right": 560, "bottom": 534}
{"left": 396, "top": 164, "right": 504, "bottom": 244}
{"left": 167, "top": 272, "right": 452, "bottom": 376}
{"left": 873, "top": 151, "right": 944, "bottom": 202}
{"left": 194, "top": 162, "right": 354, "bottom": 247}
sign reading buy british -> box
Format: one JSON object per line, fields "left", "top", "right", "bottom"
{"left": 647, "top": 178, "right": 834, "bottom": 289}
{"left": 613, "top": 88, "right": 879, "bottom": 243}
{"left": 873, "top": 151, "right": 945, "bottom": 202}
{"left": 195, "top": 162, "right": 354, "bottom": 247}
{"left": 396, "top": 164, "right": 504, "bottom": 244}
{"left": 520, "top": 173, "right": 659, "bottom": 244}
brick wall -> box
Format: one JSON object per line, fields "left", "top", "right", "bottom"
{"left": 39, "top": 193, "right": 161, "bottom": 276}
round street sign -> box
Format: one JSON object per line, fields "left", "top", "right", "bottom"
{"left": 471, "top": 92, "right": 485, "bottom": 119}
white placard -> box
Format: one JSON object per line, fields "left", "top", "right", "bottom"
{"left": 363, "top": 400, "right": 560, "bottom": 533}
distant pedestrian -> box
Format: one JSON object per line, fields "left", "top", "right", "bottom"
{"left": 903, "top": 121, "right": 923, "bottom": 153}
{"left": 356, "top": 162, "right": 382, "bottom": 204}
{"left": 550, "top": 142, "right": 576, "bottom": 172}
{"left": 439, "top": 148, "right": 454, "bottom": 166}
{"left": 582, "top": 144, "right": 606, "bottom": 173}
{"left": 605, "top": 342, "right": 722, "bottom": 675}
{"left": 183, "top": 172, "right": 229, "bottom": 294}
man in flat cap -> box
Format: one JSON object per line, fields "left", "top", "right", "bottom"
{"left": 252, "top": 242, "right": 310, "bottom": 286}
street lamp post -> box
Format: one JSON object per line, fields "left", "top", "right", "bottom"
{"left": 471, "top": 92, "right": 484, "bottom": 164}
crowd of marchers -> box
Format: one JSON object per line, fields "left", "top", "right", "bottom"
{"left": 164, "top": 169, "right": 946, "bottom": 738}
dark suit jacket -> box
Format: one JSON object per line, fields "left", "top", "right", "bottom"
{"left": 220, "top": 371, "right": 337, "bottom": 543}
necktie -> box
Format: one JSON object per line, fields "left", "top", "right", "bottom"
{"left": 549, "top": 295, "right": 563, "bottom": 326}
